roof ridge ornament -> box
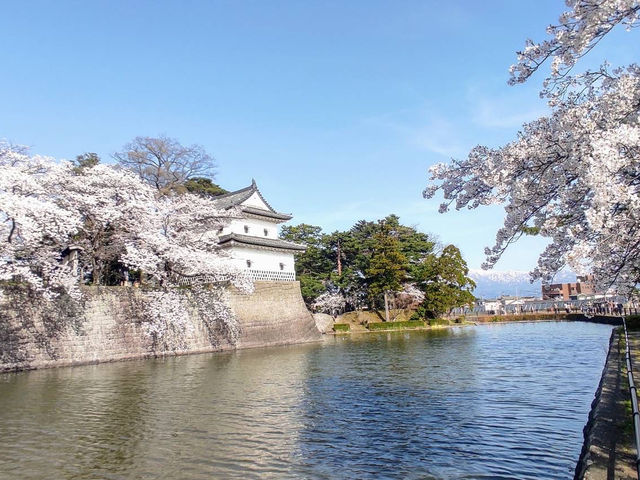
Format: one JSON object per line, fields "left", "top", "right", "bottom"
{"left": 211, "top": 179, "right": 293, "bottom": 220}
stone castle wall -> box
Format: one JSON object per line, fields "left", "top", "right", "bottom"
{"left": 229, "top": 281, "right": 322, "bottom": 349}
{"left": 0, "top": 281, "right": 321, "bottom": 373}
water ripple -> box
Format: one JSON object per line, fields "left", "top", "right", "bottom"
{"left": 0, "top": 321, "right": 612, "bottom": 479}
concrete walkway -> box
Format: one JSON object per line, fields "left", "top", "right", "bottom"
{"left": 576, "top": 329, "right": 638, "bottom": 479}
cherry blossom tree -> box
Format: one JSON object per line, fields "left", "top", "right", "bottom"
{"left": 312, "top": 291, "right": 346, "bottom": 316}
{"left": 57, "top": 162, "right": 159, "bottom": 285}
{"left": 119, "top": 191, "right": 249, "bottom": 350}
{"left": 0, "top": 145, "right": 82, "bottom": 299}
{"left": 509, "top": 0, "right": 639, "bottom": 92}
{"left": 395, "top": 283, "right": 425, "bottom": 310}
{"left": 425, "top": 0, "right": 640, "bottom": 292}
{"left": 1, "top": 142, "right": 248, "bottom": 290}
{"left": 121, "top": 191, "right": 251, "bottom": 291}
{"left": 1, "top": 143, "right": 251, "bottom": 348}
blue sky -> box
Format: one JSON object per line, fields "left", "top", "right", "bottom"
{"left": 1, "top": 1, "right": 636, "bottom": 271}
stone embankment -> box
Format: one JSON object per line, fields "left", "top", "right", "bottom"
{"left": 575, "top": 329, "right": 638, "bottom": 479}
{"left": 312, "top": 313, "right": 334, "bottom": 334}
{"left": 0, "top": 281, "right": 321, "bottom": 373}
{"left": 228, "top": 281, "right": 321, "bottom": 348}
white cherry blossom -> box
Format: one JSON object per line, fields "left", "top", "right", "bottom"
{"left": 0, "top": 143, "right": 251, "bottom": 338}
{"left": 426, "top": 1, "right": 640, "bottom": 293}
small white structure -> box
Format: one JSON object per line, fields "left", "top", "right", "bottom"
{"left": 481, "top": 299, "right": 503, "bottom": 314}
{"left": 213, "top": 180, "right": 305, "bottom": 282}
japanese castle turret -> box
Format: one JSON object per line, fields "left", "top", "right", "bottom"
{"left": 213, "top": 180, "right": 306, "bottom": 281}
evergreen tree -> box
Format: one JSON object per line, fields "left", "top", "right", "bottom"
{"left": 184, "top": 177, "right": 228, "bottom": 197}
{"left": 280, "top": 216, "right": 470, "bottom": 317}
{"left": 367, "top": 219, "right": 408, "bottom": 321}
{"left": 280, "top": 224, "right": 333, "bottom": 303}
{"left": 72, "top": 152, "right": 100, "bottom": 173}
{"left": 414, "top": 245, "right": 476, "bottom": 318}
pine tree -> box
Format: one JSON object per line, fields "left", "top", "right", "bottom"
{"left": 367, "top": 220, "right": 408, "bottom": 321}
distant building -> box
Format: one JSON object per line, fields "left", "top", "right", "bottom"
{"left": 482, "top": 299, "right": 503, "bottom": 314}
{"left": 475, "top": 296, "right": 540, "bottom": 315}
{"left": 542, "top": 275, "right": 596, "bottom": 300}
{"left": 212, "top": 180, "right": 306, "bottom": 282}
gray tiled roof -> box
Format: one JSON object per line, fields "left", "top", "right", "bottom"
{"left": 218, "top": 233, "right": 306, "bottom": 251}
{"left": 242, "top": 206, "right": 292, "bottom": 220}
{"left": 210, "top": 184, "right": 255, "bottom": 209}
{"left": 211, "top": 179, "right": 292, "bottom": 220}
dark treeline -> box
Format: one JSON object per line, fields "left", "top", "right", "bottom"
{"left": 281, "top": 215, "right": 476, "bottom": 320}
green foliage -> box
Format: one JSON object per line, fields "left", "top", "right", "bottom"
{"left": 298, "top": 274, "right": 326, "bottom": 303}
{"left": 281, "top": 224, "right": 334, "bottom": 277}
{"left": 334, "top": 215, "right": 435, "bottom": 304}
{"left": 383, "top": 214, "right": 435, "bottom": 266}
{"left": 280, "top": 223, "right": 324, "bottom": 245}
{"left": 333, "top": 323, "right": 350, "bottom": 332}
{"left": 73, "top": 152, "right": 100, "bottom": 173}
{"left": 280, "top": 216, "right": 474, "bottom": 317}
{"left": 414, "top": 245, "right": 476, "bottom": 318}
{"left": 367, "top": 320, "right": 425, "bottom": 330}
{"left": 367, "top": 219, "right": 408, "bottom": 301}
{"left": 482, "top": 313, "right": 564, "bottom": 323}
{"left": 409, "top": 306, "right": 450, "bottom": 326}
{"left": 427, "top": 318, "right": 451, "bottom": 326}
{"left": 410, "top": 305, "right": 430, "bottom": 321}
{"left": 422, "top": 283, "right": 475, "bottom": 318}
{"left": 184, "top": 177, "right": 228, "bottom": 197}
{"left": 519, "top": 225, "right": 541, "bottom": 236}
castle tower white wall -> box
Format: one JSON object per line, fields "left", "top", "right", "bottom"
{"left": 212, "top": 180, "right": 305, "bottom": 282}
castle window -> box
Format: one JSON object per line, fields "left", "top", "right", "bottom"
{"left": 244, "top": 225, "right": 249, "bottom": 234}
{"left": 264, "top": 228, "right": 268, "bottom": 236}
{"left": 246, "top": 259, "right": 252, "bottom": 268}
{"left": 279, "top": 262, "right": 285, "bottom": 271}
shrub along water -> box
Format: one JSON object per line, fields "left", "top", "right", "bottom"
{"left": 367, "top": 320, "right": 426, "bottom": 331}
{"left": 333, "top": 323, "right": 350, "bottom": 332}
{"left": 427, "top": 318, "right": 451, "bottom": 326}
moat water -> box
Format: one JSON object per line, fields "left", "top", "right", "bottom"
{"left": 0, "top": 321, "right": 613, "bottom": 480}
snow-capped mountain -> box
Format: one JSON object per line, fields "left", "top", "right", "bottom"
{"left": 468, "top": 269, "right": 577, "bottom": 299}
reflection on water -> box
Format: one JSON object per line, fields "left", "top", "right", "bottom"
{"left": 0, "top": 322, "right": 612, "bottom": 479}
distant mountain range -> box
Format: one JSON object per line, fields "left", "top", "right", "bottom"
{"left": 468, "top": 269, "right": 577, "bottom": 299}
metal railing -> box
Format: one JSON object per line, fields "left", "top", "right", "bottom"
{"left": 622, "top": 316, "right": 640, "bottom": 479}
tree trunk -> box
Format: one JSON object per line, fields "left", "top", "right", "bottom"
{"left": 337, "top": 239, "right": 342, "bottom": 276}
{"left": 384, "top": 290, "right": 390, "bottom": 322}
{"left": 91, "top": 258, "right": 99, "bottom": 285}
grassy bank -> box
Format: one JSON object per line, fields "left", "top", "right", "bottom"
{"left": 332, "top": 310, "right": 466, "bottom": 333}
{"left": 367, "top": 320, "right": 426, "bottom": 331}
{"left": 476, "top": 313, "right": 567, "bottom": 323}
{"left": 330, "top": 309, "right": 621, "bottom": 334}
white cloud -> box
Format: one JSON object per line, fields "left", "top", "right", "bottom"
{"left": 361, "top": 106, "right": 469, "bottom": 158}
{"left": 472, "top": 97, "right": 548, "bottom": 129}
{"left": 408, "top": 117, "right": 467, "bottom": 157}
{"left": 467, "top": 84, "right": 549, "bottom": 129}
